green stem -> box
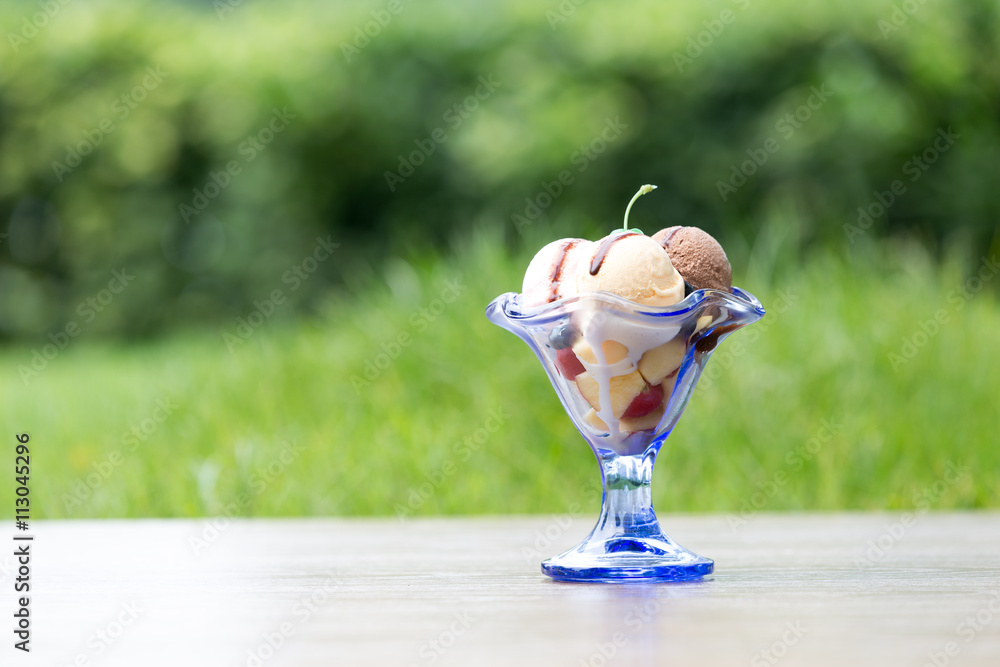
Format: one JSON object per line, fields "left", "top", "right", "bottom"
{"left": 623, "top": 184, "right": 657, "bottom": 232}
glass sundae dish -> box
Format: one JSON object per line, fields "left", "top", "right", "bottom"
{"left": 486, "top": 186, "right": 764, "bottom": 582}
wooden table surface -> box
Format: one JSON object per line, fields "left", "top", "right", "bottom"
{"left": 9, "top": 513, "right": 1000, "bottom": 666}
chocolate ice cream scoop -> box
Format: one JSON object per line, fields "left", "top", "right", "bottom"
{"left": 652, "top": 226, "right": 731, "bottom": 292}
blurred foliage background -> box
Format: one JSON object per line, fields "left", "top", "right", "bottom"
{"left": 1, "top": 0, "right": 997, "bottom": 518}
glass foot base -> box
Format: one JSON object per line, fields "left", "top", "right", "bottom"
{"left": 542, "top": 535, "right": 713, "bottom": 583}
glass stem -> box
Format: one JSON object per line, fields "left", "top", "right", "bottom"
{"left": 593, "top": 450, "right": 664, "bottom": 540}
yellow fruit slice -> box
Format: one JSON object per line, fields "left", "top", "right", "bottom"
{"left": 621, "top": 405, "right": 664, "bottom": 432}
{"left": 572, "top": 339, "right": 629, "bottom": 365}
{"left": 575, "top": 369, "right": 646, "bottom": 418}
{"left": 582, "top": 409, "right": 608, "bottom": 431}
{"left": 637, "top": 338, "right": 685, "bottom": 385}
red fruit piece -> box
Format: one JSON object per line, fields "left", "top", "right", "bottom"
{"left": 622, "top": 382, "right": 664, "bottom": 419}
{"left": 556, "top": 347, "right": 586, "bottom": 380}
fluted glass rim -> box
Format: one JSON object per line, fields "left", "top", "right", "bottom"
{"left": 490, "top": 286, "right": 764, "bottom": 324}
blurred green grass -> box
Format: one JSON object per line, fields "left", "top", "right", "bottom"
{"left": 1, "top": 230, "right": 996, "bottom": 518}
{"left": 3, "top": 0, "right": 999, "bottom": 336}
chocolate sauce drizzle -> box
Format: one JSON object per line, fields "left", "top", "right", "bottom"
{"left": 694, "top": 323, "right": 740, "bottom": 353}
{"left": 589, "top": 231, "right": 638, "bottom": 275}
{"left": 548, "top": 240, "right": 578, "bottom": 303}
{"left": 660, "top": 226, "right": 682, "bottom": 249}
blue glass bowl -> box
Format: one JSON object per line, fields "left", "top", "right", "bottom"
{"left": 486, "top": 287, "right": 764, "bottom": 582}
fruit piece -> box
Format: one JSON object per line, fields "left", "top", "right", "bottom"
{"left": 584, "top": 373, "right": 675, "bottom": 434}
{"left": 575, "top": 370, "right": 646, "bottom": 418}
{"left": 637, "top": 338, "right": 685, "bottom": 385}
{"left": 556, "top": 347, "right": 586, "bottom": 379}
{"left": 658, "top": 371, "right": 677, "bottom": 409}
{"left": 659, "top": 369, "right": 678, "bottom": 399}
{"left": 586, "top": 404, "right": 663, "bottom": 433}
{"left": 548, "top": 322, "right": 578, "bottom": 350}
{"left": 621, "top": 405, "right": 664, "bottom": 432}
{"left": 582, "top": 409, "right": 608, "bottom": 431}
{"left": 622, "top": 375, "right": 674, "bottom": 432}
{"left": 572, "top": 339, "right": 629, "bottom": 365}
{"left": 622, "top": 382, "right": 664, "bottom": 419}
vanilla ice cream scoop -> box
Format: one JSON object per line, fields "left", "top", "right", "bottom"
{"left": 575, "top": 232, "right": 685, "bottom": 307}
{"left": 522, "top": 238, "right": 595, "bottom": 307}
